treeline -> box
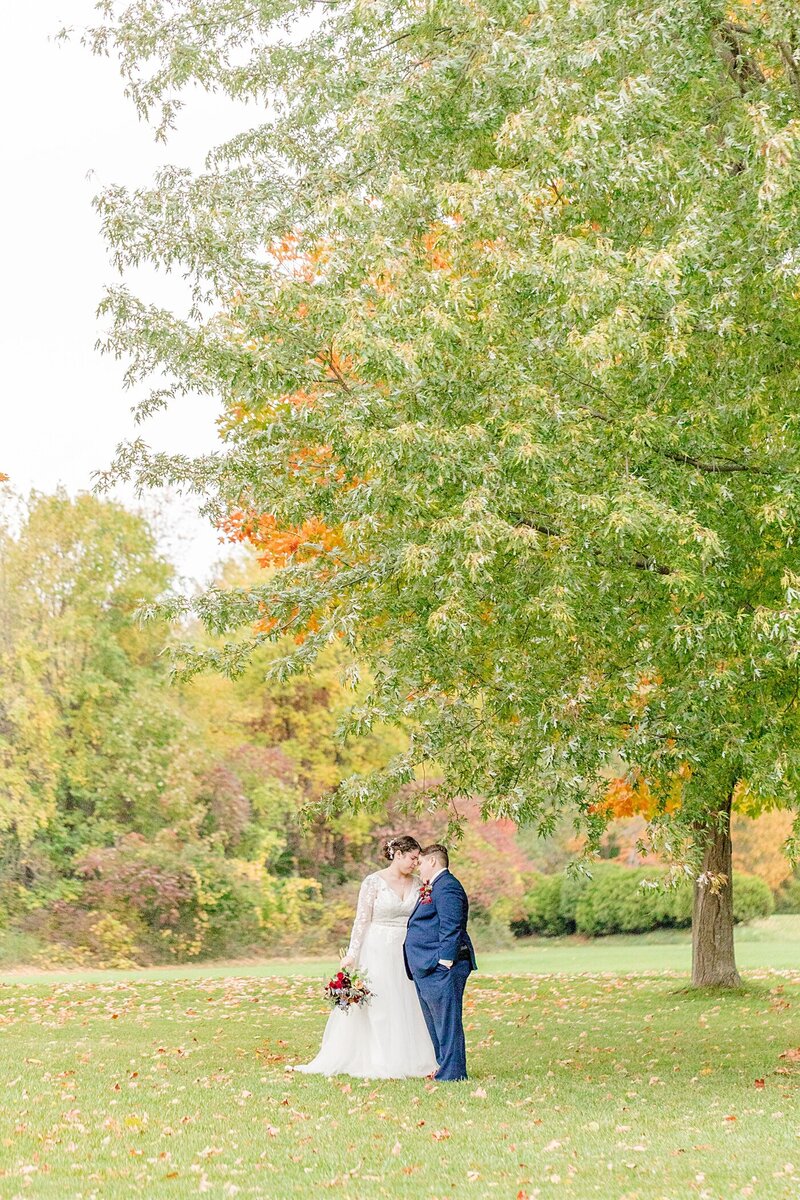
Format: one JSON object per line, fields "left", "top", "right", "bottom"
{"left": 0, "top": 492, "right": 795, "bottom": 968}
{"left": 0, "top": 492, "right": 535, "bottom": 966}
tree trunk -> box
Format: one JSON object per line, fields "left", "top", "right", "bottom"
{"left": 691, "top": 791, "right": 742, "bottom": 988}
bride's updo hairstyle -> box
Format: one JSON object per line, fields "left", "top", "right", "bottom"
{"left": 382, "top": 834, "right": 421, "bottom": 862}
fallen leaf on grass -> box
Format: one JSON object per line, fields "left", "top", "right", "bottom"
{"left": 471, "top": 1087, "right": 487, "bottom": 1098}
{"left": 432, "top": 1129, "right": 451, "bottom": 1141}
{"left": 780, "top": 1048, "right": 800, "bottom": 1062}
{"left": 754, "top": 1079, "right": 765, "bottom": 1089}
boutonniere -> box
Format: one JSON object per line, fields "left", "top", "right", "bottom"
{"left": 418, "top": 882, "right": 433, "bottom": 905}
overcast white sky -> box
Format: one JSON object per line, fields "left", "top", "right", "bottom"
{"left": 1, "top": 1, "right": 252, "bottom": 585}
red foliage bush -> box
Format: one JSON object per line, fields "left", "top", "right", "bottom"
{"left": 375, "top": 792, "right": 536, "bottom": 916}
{"left": 199, "top": 765, "right": 252, "bottom": 846}
{"left": 78, "top": 833, "right": 195, "bottom": 928}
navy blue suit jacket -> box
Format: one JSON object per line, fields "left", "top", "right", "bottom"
{"left": 404, "top": 870, "right": 477, "bottom": 980}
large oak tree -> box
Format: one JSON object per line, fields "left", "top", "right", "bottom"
{"left": 88, "top": 0, "right": 800, "bottom": 985}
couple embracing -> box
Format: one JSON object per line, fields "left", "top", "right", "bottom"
{"left": 296, "top": 837, "right": 476, "bottom": 1082}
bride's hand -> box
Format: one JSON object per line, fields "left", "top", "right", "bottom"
{"left": 340, "top": 954, "right": 355, "bottom": 971}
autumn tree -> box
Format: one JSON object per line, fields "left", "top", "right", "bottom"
{"left": 0, "top": 491, "right": 194, "bottom": 857}
{"left": 0, "top": 505, "right": 59, "bottom": 844}
{"left": 1, "top": 493, "right": 441, "bottom": 961}
{"left": 87, "top": 0, "right": 800, "bottom": 986}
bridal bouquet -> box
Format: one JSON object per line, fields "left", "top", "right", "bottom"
{"left": 324, "top": 968, "right": 373, "bottom": 1012}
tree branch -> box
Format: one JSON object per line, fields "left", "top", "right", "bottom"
{"left": 631, "top": 556, "right": 672, "bottom": 575}
{"left": 716, "top": 20, "right": 766, "bottom": 95}
{"left": 517, "top": 519, "right": 561, "bottom": 538}
{"left": 575, "top": 405, "right": 770, "bottom": 474}
{"left": 516, "top": 521, "right": 673, "bottom": 576}
{"left": 375, "top": 25, "right": 452, "bottom": 53}
{"left": 778, "top": 39, "right": 800, "bottom": 109}
{"left": 321, "top": 345, "right": 353, "bottom": 393}
{"left": 659, "top": 449, "right": 769, "bottom": 474}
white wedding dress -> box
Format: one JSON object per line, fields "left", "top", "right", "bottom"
{"left": 295, "top": 872, "right": 438, "bottom": 1078}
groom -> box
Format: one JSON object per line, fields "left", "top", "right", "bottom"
{"left": 403, "top": 844, "right": 477, "bottom": 1082}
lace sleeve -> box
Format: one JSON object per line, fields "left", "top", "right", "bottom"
{"left": 347, "top": 874, "right": 378, "bottom": 963}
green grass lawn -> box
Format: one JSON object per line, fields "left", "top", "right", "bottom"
{"left": 2, "top": 920, "right": 800, "bottom": 1199}
{"left": 4, "top": 914, "right": 800, "bottom": 984}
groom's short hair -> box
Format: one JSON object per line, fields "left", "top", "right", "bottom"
{"left": 422, "top": 844, "right": 449, "bottom": 869}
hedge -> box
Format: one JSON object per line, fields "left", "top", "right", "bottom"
{"left": 775, "top": 874, "right": 800, "bottom": 914}
{"left": 512, "top": 864, "right": 774, "bottom": 938}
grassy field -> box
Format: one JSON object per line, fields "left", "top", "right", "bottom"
{"left": 2, "top": 922, "right": 800, "bottom": 1199}
{"left": 4, "top": 914, "right": 800, "bottom": 984}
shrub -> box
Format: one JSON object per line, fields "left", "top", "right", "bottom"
{"left": 514, "top": 865, "right": 773, "bottom": 938}
{"left": 76, "top": 832, "right": 266, "bottom": 961}
{"left": 558, "top": 869, "right": 590, "bottom": 930}
{"left": 775, "top": 873, "right": 800, "bottom": 914}
{"left": 24, "top": 900, "right": 140, "bottom": 968}
{"left": 0, "top": 929, "right": 44, "bottom": 967}
{"left": 470, "top": 910, "right": 518, "bottom": 951}
{"left": 66, "top": 831, "right": 338, "bottom": 963}
{"left": 24, "top": 899, "right": 105, "bottom": 951}
{"left": 89, "top": 913, "right": 142, "bottom": 968}
{"left": 733, "top": 873, "right": 774, "bottom": 923}
{"left": 574, "top": 866, "right": 664, "bottom": 937}
{"left": 512, "top": 873, "right": 570, "bottom": 937}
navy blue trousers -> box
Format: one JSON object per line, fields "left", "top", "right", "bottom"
{"left": 414, "top": 960, "right": 471, "bottom": 1082}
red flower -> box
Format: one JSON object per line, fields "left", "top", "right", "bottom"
{"left": 323, "top": 968, "right": 372, "bottom": 1011}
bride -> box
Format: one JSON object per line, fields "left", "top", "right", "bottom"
{"left": 295, "top": 835, "right": 438, "bottom": 1078}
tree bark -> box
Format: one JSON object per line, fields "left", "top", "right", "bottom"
{"left": 691, "top": 792, "right": 742, "bottom": 987}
